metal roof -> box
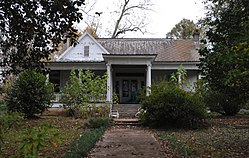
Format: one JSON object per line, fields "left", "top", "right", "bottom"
{"left": 97, "top": 38, "right": 200, "bottom": 62}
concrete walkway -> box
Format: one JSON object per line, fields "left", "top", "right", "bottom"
{"left": 87, "top": 126, "right": 165, "bottom": 158}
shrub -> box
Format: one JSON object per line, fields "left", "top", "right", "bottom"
{"left": 205, "top": 90, "right": 241, "bottom": 116}
{"left": 61, "top": 70, "right": 108, "bottom": 118}
{"left": 140, "top": 81, "right": 207, "bottom": 129}
{"left": 195, "top": 80, "right": 241, "bottom": 116}
{"left": 86, "top": 117, "right": 111, "bottom": 129}
{"left": 4, "top": 70, "right": 54, "bottom": 118}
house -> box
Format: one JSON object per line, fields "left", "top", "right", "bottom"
{"left": 46, "top": 32, "right": 201, "bottom": 106}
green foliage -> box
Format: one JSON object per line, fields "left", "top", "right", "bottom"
{"left": 64, "top": 117, "right": 110, "bottom": 158}
{"left": 0, "top": 111, "right": 22, "bottom": 154}
{"left": 170, "top": 65, "right": 187, "bottom": 86}
{"left": 195, "top": 79, "right": 241, "bottom": 116}
{"left": 86, "top": 117, "right": 111, "bottom": 129}
{"left": 205, "top": 90, "right": 241, "bottom": 116}
{"left": 166, "top": 18, "right": 197, "bottom": 39}
{"left": 4, "top": 70, "right": 54, "bottom": 118}
{"left": 61, "top": 70, "right": 108, "bottom": 118}
{"left": 200, "top": 0, "right": 249, "bottom": 115}
{"left": 0, "top": 112, "right": 21, "bottom": 130}
{"left": 0, "top": 100, "right": 6, "bottom": 114}
{"left": 19, "top": 124, "right": 61, "bottom": 158}
{"left": 140, "top": 81, "right": 207, "bottom": 129}
{"left": 112, "top": 92, "right": 119, "bottom": 104}
{"left": 0, "top": 0, "right": 85, "bottom": 75}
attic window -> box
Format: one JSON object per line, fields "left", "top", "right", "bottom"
{"left": 84, "top": 46, "right": 89, "bottom": 57}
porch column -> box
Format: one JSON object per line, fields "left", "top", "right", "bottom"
{"left": 46, "top": 73, "right": 49, "bottom": 82}
{"left": 106, "top": 63, "right": 112, "bottom": 102}
{"left": 146, "top": 63, "right": 152, "bottom": 96}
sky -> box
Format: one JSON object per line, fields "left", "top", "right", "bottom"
{"left": 77, "top": 0, "right": 206, "bottom": 38}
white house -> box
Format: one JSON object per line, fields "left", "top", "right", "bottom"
{"left": 46, "top": 32, "right": 200, "bottom": 106}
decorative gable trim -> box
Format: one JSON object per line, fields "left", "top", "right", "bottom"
{"left": 56, "top": 32, "right": 109, "bottom": 61}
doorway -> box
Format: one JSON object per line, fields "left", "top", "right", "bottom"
{"left": 115, "top": 78, "right": 145, "bottom": 103}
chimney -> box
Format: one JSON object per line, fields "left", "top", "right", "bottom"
{"left": 193, "top": 29, "right": 200, "bottom": 49}
{"left": 66, "top": 37, "right": 71, "bottom": 49}
{"left": 61, "top": 33, "right": 71, "bottom": 52}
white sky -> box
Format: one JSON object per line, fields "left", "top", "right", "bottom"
{"left": 77, "top": 0, "right": 205, "bottom": 38}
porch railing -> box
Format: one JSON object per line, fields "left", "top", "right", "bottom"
{"left": 52, "top": 93, "right": 106, "bottom": 103}
{"left": 52, "top": 93, "right": 62, "bottom": 103}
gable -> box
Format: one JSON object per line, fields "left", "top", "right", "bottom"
{"left": 57, "top": 32, "right": 109, "bottom": 62}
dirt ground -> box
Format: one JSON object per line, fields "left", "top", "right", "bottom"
{"left": 87, "top": 126, "right": 166, "bottom": 158}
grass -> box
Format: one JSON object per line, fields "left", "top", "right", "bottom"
{"left": 64, "top": 117, "right": 111, "bottom": 158}
{"left": 159, "top": 115, "right": 249, "bottom": 158}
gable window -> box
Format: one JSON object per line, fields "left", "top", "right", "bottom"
{"left": 84, "top": 46, "right": 89, "bottom": 57}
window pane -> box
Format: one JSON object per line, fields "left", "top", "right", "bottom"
{"left": 84, "top": 46, "right": 89, "bottom": 57}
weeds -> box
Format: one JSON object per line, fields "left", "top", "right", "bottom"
{"left": 160, "top": 131, "right": 191, "bottom": 157}
{"left": 18, "top": 124, "right": 61, "bottom": 158}
{"left": 64, "top": 117, "right": 111, "bottom": 158}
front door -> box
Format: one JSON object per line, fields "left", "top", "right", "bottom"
{"left": 115, "top": 79, "right": 144, "bottom": 103}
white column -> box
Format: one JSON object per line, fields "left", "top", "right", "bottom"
{"left": 106, "top": 63, "right": 112, "bottom": 102}
{"left": 146, "top": 64, "right": 152, "bottom": 96}
{"left": 46, "top": 73, "right": 49, "bottom": 83}
{"left": 178, "top": 73, "right": 182, "bottom": 84}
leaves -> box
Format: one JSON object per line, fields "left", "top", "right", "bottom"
{"left": 19, "top": 124, "right": 61, "bottom": 158}
{"left": 160, "top": 116, "right": 249, "bottom": 157}
{"left": 166, "top": 18, "right": 198, "bottom": 39}
{"left": 4, "top": 70, "right": 54, "bottom": 118}
{"left": 199, "top": 0, "right": 249, "bottom": 110}
{"left": 0, "top": 0, "right": 85, "bottom": 75}
{"left": 61, "top": 70, "right": 108, "bottom": 118}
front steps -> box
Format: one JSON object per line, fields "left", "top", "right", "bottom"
{"left": 112, "top": 104, "right": 140, "bottom": 118}
{"left": 113, "top": 118, "right": 141, "bottom": 126}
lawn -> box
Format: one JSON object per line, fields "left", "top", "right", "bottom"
{"left": 159, "top": 115, "right": 249, "bottom": 158}
{"left": 1, "top": 110, "right": 86, "bottom": 158}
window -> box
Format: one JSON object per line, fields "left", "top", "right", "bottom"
{"left": 84, "top": 46, "right": 89, "bottom": 57}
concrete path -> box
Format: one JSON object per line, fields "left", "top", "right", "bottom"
{"left": 87, "top": 126, "right": 165, "bottom": 158}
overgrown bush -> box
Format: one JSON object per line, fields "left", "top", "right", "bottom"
{"left": 140, "top": 81, "right": 207, "bottom": 129}
{"left": 205, "top": 90, "right": 241, "bottom": 116}
{"left": 4, "top": 70, "right": 54, "bottom": 118}
{"left": 195, "top": 79, "right": 241, "bottom": 116}
{"left": 61, "top": 70, "right": 108, "bottom": 118}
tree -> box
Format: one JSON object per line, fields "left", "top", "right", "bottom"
{"left": 166, "top": 18, "right": 197, "bottom": 39}
{"left": 199, "top": 0, "right": 249, "bottom": 115}
{"left": 83, "top": 23, "right": 99, "bottom": 38}
{"left": 79, "top": 0, "right": 152, "bottom": 38}
{"left": 5, "top": 70, "right": 54, "bottom": 118}
{"left": 0, "top": 0, "right": 85, "bottom": 75}
{"left": 61, "top": 70, "right": 108, "bottom": 118}
{"left": 110, "top": 0, "right": 152, "bottom": 38}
